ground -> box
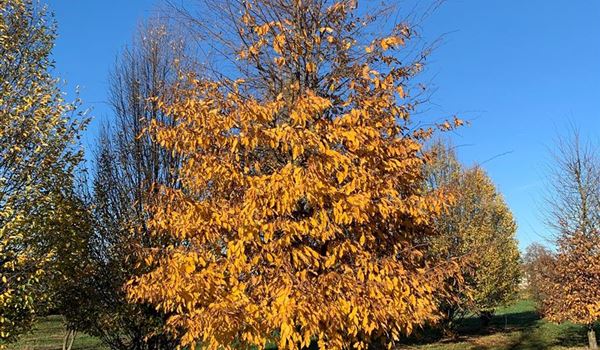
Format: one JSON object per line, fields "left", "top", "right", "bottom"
{"left": 5, "top": 315, "right": 105, "bottom": 350}
{"left": 5, "top": 300, "right": 595, "bottom": 350}
{"left": 403, "top": 300, "right": 592, "bottom": 350}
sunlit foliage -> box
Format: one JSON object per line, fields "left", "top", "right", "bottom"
{"left": 425, "top": 142, "right": 520, "bottom": 325}
{"left": 0, "top": 0, "right": 85, "bottom": 343}
{"left": 127, "top": 1, "right": 462, "bottom": 349}
{"left": 541, "top": 132, "right": 600, "bottom": 348}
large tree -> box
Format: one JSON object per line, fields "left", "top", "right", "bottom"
{"left": 425, "top": 142, "right": 521, "bottom": 327}
{"left": 542, "top": 131, "right": 600, "bottom": 349}
{"left": 0, "top": 0, "right": 85, "bottom": 343}
{"left": 127, "top": 1, "right": 462, "bottom": 349}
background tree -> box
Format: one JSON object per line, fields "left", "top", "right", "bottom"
{"left": 542, "top": 130, "right": 600, "bottom": 349}
{"left": 127, "top": 1, "right": 462, "bottom": 349}
{"left": 425, "top": 142, "right": 521, "bottom": 328}
{"left": 0, "top": 0, "right": 86, "bottom": 343}
{"left": 522, "top": 242, "right": 554, "bottom": 311}
{"left": 44, "top": 183, "right": 94, "bottom": 350}
{"left": 65, "top": 19, "right": 194, "bottom": 350}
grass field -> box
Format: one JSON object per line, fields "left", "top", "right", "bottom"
{"left": 404, "top": 299, "right": 593, "bottom": 350}
{"left": 5, "top": 315, "right": 105, "bottom": 350}
{"left": 5, "top": 300, "right": 595, "bottom": 349}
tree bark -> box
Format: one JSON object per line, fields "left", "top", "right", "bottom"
{"left": 63, "top": 329, "right": 76, "bottom": 350}
{"left": 588, "top": 324, "right": 597, "bottom": 350}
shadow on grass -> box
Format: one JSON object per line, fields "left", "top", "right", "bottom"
{"left": 505, "top": 322, "right": 595, "bottom": 350}
{"left": 552, "top": 323, "right": 600, "bottom": 348}
{"left": 461, "top": 310, "right": 540, "bottom": 335}
{"left": 403, "top": 305, "right": 600, "bottom": 350}
{"left": 398, "top": 309, "right": 542, "bottom": 348}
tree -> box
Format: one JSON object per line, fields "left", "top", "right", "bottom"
{"left": 44, "top": 185, "right": 94, "bottom": 350}
{"left": 522, "top": 242, "right": 554, "bottom": 309}
{"left": 68, "top": 19, "right": 193, "bottom": 350}
{"left": 0, "top": 0, "right": 85, "bottom": 343}
{"left": 127, "top": 1, "right": 462, "bottom": 349}
{"left": 542, "top": 130, "right": 600, "bottom": 349}
{"left": 425, "top": 142, "right": 521, "bottom": 328}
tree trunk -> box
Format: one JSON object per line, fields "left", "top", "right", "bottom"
{"left": 63, "top": 329, "right": 76, "bottom": 350}
{"left": 588, "top": 325, "right": 597, "bottom": 350}
{"left": 69, "top": 331, "right": 77, "bottom": 350}
{"left": 480, "top": 310, "right": 494, "bottom": 328}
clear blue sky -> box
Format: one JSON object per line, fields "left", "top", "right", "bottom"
{"left": 47, "top": 0, "right": 600, "bottom": 250}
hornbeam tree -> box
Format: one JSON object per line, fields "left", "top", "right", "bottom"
{"left": 127, "top": 1, "right": 462, "bottom": 349}
{"left": 542, "top": 131, "right": 600, "bottom": 350}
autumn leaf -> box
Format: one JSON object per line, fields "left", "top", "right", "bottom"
{"left": 126, "top": 1, "right": 461, "bottom": 350}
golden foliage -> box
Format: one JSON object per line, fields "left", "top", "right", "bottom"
{"left": 542, "top": 232, "right": 600, "bottom": 325}
{"left": 540, "top": 133, "right": 600, "bottom": 328}
{"left": 127, "top": 1, "right": 460, "bottom": 349}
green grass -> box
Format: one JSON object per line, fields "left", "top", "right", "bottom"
{"left": 6, "top": 315, "right": 105, "bottom": 350}
{"left": 403, "top": 299, "right": 593, "bottom": 350}
{"left": 6, "top": 301, "right": 596, "bottom": 349}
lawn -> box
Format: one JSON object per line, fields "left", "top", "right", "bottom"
{"left": 403, "top": 299, "right": 593, "bottom": 350}
{"left": 5, "top": 300, "right": 595, "bottom": 349}
{"left": 5, "top": 315, "right": 105, "bottom": 350}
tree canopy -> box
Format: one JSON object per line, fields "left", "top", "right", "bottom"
{"left": 0, "top": 0, "right": 85, "bottom": 342}
{"left": 425, "top": 142, "right": 520, "bottom": 325}
{"left": 126, "top": 1, "right": 462, "bottom": 349}
{"left": 541, "top": 131, "right": 600, "bottom": 349}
